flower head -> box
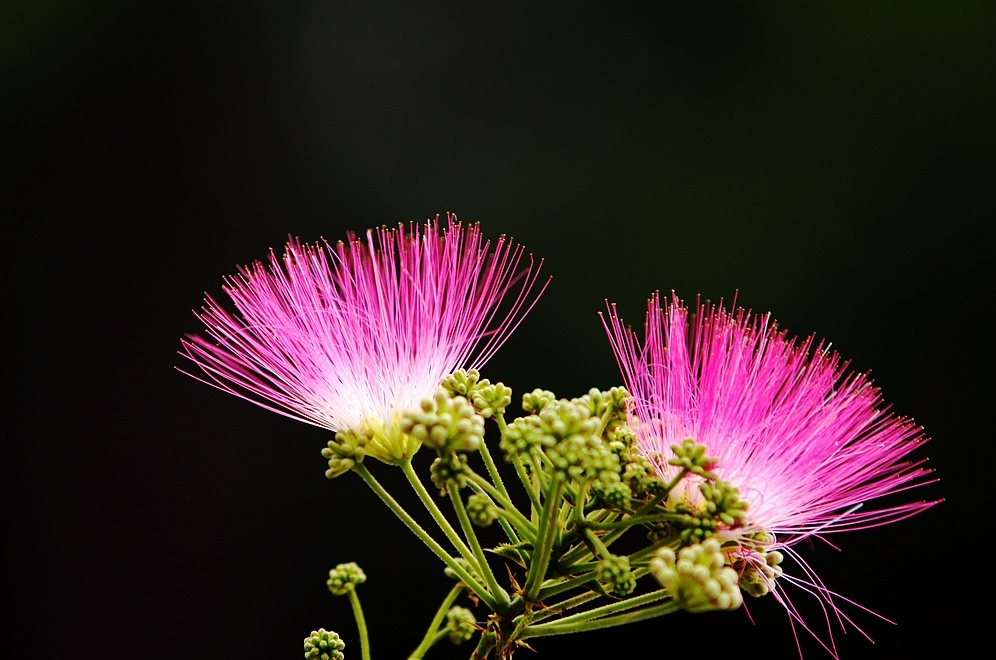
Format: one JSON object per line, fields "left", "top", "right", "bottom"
{"left": 603, "top": 292, "right": 937, "bottom": 651}
{"left": 180, "top": 214, "right": 546, "bottom": 462}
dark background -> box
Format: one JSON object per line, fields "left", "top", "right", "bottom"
{"left": 4, "top": 2, "right": 993, "bottom": 658}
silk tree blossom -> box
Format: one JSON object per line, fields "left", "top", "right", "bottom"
{"left": 603, "top": 292, "right": 937, "bottom": 653}
{"left": 180, "top": 214, "right": 547, "bottom": 462}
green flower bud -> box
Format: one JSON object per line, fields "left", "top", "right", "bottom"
{"left": 327, "top": 562, "right": 366, "bottom": 596}
{"left": 466, "top": 493, "right": 499, "bottom": 527}
{"left": 445, "top": 606, "right": 477, "bottom": 644}
{"left": 667, "top": 438, "right": 718, "bottom": 479}
{"left": 593, "top": 481, "right": 632, "bottom": 510}
{"left": 500, "top": 415, "right": 551, "bottom": 461}
{"left": 304, "top": 629, "right": 344, "bottom": 660}
{"left": 472, "top": 382, "right": 513, "bottom": 418}
{"left": 699, "top": 480, "right": 748, "bottom": 527}
{"left": 400, "top": 389, "right": 485, "bottom": 453}
{"left": 594, "top": 554, "right": 637, "bottom": 596}
{"left": 430, "top": 451, "right": 470, "bottom": 494}
{"left": 441, "top": 369, "right": 486, "bottom": 398}
{"left": 573, "top": 387, "right": 630, "bottom": 432}
{"left": 522, "top": 389, "right": 556, "bottom": 413}
{"left": 321, "top": 429, "right": 369, "bottom": 479}
{"left": 649, "top": 539, "right": 742, "bottom": 612}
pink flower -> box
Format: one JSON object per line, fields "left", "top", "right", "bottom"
{"left": 603, "top": 292, "right": 937, "bottom": 654}
{"left": 181, "top": 214, "right": 546, "bottom": 461}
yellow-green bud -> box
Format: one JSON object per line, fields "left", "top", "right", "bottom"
{"left": 594, "top": 554, "right": 637, "bottom": 596}
{"left": 446, "top": 606, "right": 477, "bottom": 644}
{"left": 304, "top": 629, "right": 344, "bottom": 660}
{"left": 327, "top": 562, "right": 366, "bottom": 596}
{"left": 466, "top": 493, "right": 499, "bottom": 527}
{"left": 649, "top": 539, "right": 742, "bottom": 612}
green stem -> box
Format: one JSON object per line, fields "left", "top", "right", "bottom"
{"left": 531, "top": 589, "right": 668, "bottom": 629}
{"left": 448, "top": 483, "right": 511, "bottom": 613}
{"left": 528, "top": 591, "right": 601, "bottom": 624}
{"left": 409, "top": 583, "right": 464, "bottom": 659}
{"left": 536, "top": 571, "right": 597, "bottom": 601}
{"left": 520, "top": 600, "right": 680, "bottom": 639}
{"left": 400, "top": 459, "right": 480, "bottom": 571}
{"left": 466, "top": 472, "right": 536, "bottom": 540}
{"left": 582, "top": 527, "right": 612, "bottom": 561}
{"left": 523, "top": 478, "right": 565, "bottom": 601}
{"left": 478, "top": 437, "right": 511, "bottom": 504}
{"left": 471, "top": 632, "right": 496, "bottom": 660}
{"left": 511, "top": 454, "right": 541, "bottom": 518}
{"left": 348, "top": 588, "right": 371, "bottom": 660}
{"left": 583, "top": 513, "right": 683, "bottom": 530}
{"left": 354, "top": 464, "right": 498, "bottom": 610}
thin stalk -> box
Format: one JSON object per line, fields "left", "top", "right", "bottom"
{"left": 511, "top": 454, "right": 541, "bottom": 517}
{"left": 582, "top": 527, "right": 612, "bottom": 561}
{"left": 409, "top": 583, "right": 464, "bottom": 659}
{"left": 530, "top": 589, "right": 668, "bottom": 629}
{"left": 583, "top": 513, "right": 683, "bottom": 530}
{"left": 448, "top": 483, "right": 511, "bottom": 613}
{"left": 400, "top": 459, "right": 480, "bottom": 571}
{"left": 354, "top": 464, "right": 498, "bottom": 610}
{"left": 520, "top": 600, "right": 680, "bottom": 639}
{"left": 536, "top": 571, "right": 597, "bottom": 601}
{"left": 523, "top": 478, "right": 566, "bottom": 601}
{"left": 466, "top": 472, "right": 537, "bottom": 540}
{"left": 471, "top": 632, "right": 497, "bottom": 660}
{"left": 478, "top": 437, "right": 511, "bottom": 504}
{"left": 528, "top": 591, "right": 601, "bottom": 624}
{"left": 348, "top": 588, "right": 371, "bottom": 660}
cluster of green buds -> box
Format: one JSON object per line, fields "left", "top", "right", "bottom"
{"left": 327, "top": 562, "right": 367, "bottom": 596}
{"left": 322, "top": 429, "right": 369, "bottom": 479}
{"left": 442, "top": 369, "right": 513, "bottom": 419}
{"left": 304, "top": 629, "right": 345, "bottom": 660}
{"left": 310, "top": 372, "right": 780, "bottom": 658}
{"left": 649, "top": 538, "right": 743, "bottom": 612}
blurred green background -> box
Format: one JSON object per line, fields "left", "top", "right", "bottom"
{"left": 3, "top": 2, "right": 992, "bottom": 658}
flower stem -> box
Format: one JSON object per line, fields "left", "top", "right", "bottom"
{"left": 478, "top": 435, "right": 511, "bottom": 504}
{"left": 409, "top": 583, "right": 463, "bottom": 659}
{"left": 520, "top": 599, "right": 679, "bottom": 639}
{"left": 348, "top": 588, "right": 371, "bottom": 660}
{"left": 353, "top": 464, "right": 498, "bottom": 610}
{"left": 523, "top": 478, "right": 566, "bottom": 601}
{"left": 448, "top": 483, "right": 511, "bottom": 613}
{"left": 400, "top": 459, "right": 480, "bottom": 571}
{"left": 466, "top": 471, "right": 537, "bottom": 540}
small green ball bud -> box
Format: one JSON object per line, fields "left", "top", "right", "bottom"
{"left": 445, "top": 606, "right": 477, "bottom": 644}
{"left": 472, "top": 382, "right": 513, "bottom": 418}
{"left": 667, "top": 438, "right": 718, "bottom": 478}
{"left": 304, "top": 629, "right": 344, "bottom": 660}
{"left": 649, "top": 539, "right": 742, "bottom": 612}
{"left": 466, "top": 493, "right": 499, "bottom": 527}
{"left": 593, "top": 481, "right": 632, "bottom": 510}
{"left": 522, "top": 389, "right": 556, "bottom": 413}
{"left": 327, "top": 562, "right": 366, "bottom": 596}
{"left": 322, "top": 429, "right": 369, "bottom": 479}
{"left": 594, "top": 554, "right": 636, "bottom": 596}
{"left": 442, "top": 369, "right": 485, "bottom": 398}
{"left": 430, "top": 452, "right": 469, "bottom": 494}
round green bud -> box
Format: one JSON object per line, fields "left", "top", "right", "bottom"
{"left": 593, "top": 481, "right": 632, "bottom": 510}
{"left": 522, "top": 389, "right": 557, "bottom": 413}
{"left": 430, "top": 452, "right": 469, "bottom": 494}
{"left": 472, "top": 382, "right": 513, "bottom": 418}
{"left": 667, "top": 438, "right": 718, "bottom": 478}
{"left": 400, "top": 389, "right": 485, "bottom": 453}
{"left": 322, "top": 429, "right": 369, "bottom": 479}
{"left": 466, "top": 493, "right": 499, "bottom": 527}
{"left": 304, "top": 629, "right": 344, "bottom": 660}
{"left": 327, "top": 562, "right": 366, "bottom": 596}
{"left": 594, "top": 554, "right": 637, "bottom": 596}
{"left": 445, "top": 606, "right": 477, "bottom": 644}
{"left": 441, "top": 369, "right": 486, "bottom": 398}
{"left": 649, "top": 539, "right": 742, "bottom": 612}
